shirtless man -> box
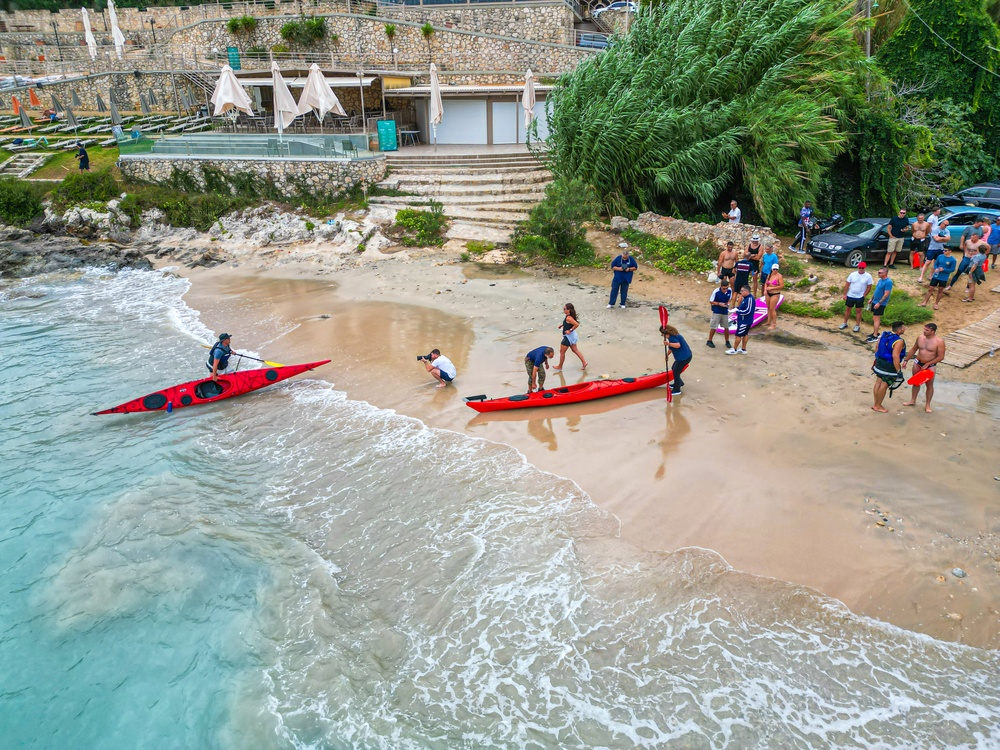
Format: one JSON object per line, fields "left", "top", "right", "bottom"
{"left": 910, "top": 212, "right": 930, "bottom": 266}
{"left": 902, "top": 323, "right": 946, "bottom": 413}
{"left": 716, "top": 241, "right": 737, "bottom": 284}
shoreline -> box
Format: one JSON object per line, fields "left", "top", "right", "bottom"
{"left": 174, "top": 251, "right": 1000, "bottom": 651}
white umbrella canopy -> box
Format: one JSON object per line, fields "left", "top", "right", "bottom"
{"left": 108, "top": 0, "right": 126, "bottom": 60}
{"left": 210, "top": 65, "right": 254, "bottom": 116}
{"left": 82, "top": 8, "right": 98, "bottom": 61}
{"left": 297, "top": 63, "right": 346, "bottom": 123}
{"left": 522, "top": 68, "right": 536, "bottom": 133}
{"left": 271, "top": 60, "right": 299, "bottom": 137}
{"left": 429, "top": 62, "right": 443, "bottom": 148}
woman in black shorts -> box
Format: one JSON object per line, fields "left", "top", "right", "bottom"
{"left": 553, "top": 302, "right": 588, "bottom": 371}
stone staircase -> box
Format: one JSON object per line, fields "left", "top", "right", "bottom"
{"left": 0, "top": 152, "right": 50, "bottom": 178}
{"left": 369, "top": 151, "right": 552, "bottom": 244}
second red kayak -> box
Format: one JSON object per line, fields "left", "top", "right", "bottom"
{"left": 464, "top": 371, "right": 670, "bottom": 413}
{"left": 93, "top": 360, "right": 330, "bottom": 415}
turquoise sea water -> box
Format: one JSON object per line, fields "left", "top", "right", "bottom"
{"left": 2, "top": 267, "right": 1000, "bottom": 749}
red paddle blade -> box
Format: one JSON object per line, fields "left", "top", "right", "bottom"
{"left": 907, "top": 369, "right": 935, "bottom": 386}
{"left": 658, "top": 305, "right": 669, "bottom": 328}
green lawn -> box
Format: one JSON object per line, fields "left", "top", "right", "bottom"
{"left": 28, "top": 145, "right": 120, "bottom": 181}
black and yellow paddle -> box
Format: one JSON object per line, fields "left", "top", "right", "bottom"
{"left": 200, "top": 344, "right": 284, "bottom": 368}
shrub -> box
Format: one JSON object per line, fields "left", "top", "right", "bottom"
{"left": 0, "top": 178, "right": 44, "bottom": 226}
{"left": 511, "top": 177, "right": 598, "bottom": 265}
{"left": 621, "top": 229, "right": 715, "bottom": 274}
{"left": 52, "top": 168, "right": 120, "bottom": 206}
{"left": 782, "top": 300, "right": 835, "bottom": 318}
{"left": 271, "top": 43, "right": 290, "bottom": 54}
{"left": 226, "top": 15, "right": 258, "bottom": 37}
{"left": 393, "top": 201, "right": 448, "bottom": 246}
{"left": 245, "top": 45, "right": 268, "bottom": 59}
{"left": 466, "top": 240, "right": 494, "bottom": 255}
{"left": 828, "top": 290, "right": 933, "bottom": 325}
{"left": 779, "top": 255, "right": 806, "bottom": 278}
{"left": 280, "top": 16, "right": 326, "bottom": 47}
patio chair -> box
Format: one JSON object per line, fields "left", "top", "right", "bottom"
{"left": 340, "top": 140, "right": 359, "bottom": 158}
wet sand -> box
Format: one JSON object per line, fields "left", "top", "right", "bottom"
{"left": 179, "top": 256, "right": 1000, "bottom": 649}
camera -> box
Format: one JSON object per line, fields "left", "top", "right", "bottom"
{"left": 416, "top": 353, "right": 433, "bottom": 361}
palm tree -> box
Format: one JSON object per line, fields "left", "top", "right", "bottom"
{"left": 545, "top": 0, "right": 866, "bottom": 223}
{"left": 420, "top": 23, "right": 435, "bottom": 63}
{"left": 384, "top": 23, "right": 397, "bottom": 69}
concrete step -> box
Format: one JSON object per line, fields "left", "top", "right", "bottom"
{"left": 446, "top": 222, "right": 513, "bottom": 245}
{"left": 377, "top": 180, "right": 548, "bottom": 198}
{"left": 384, "top": 170, "right": 553, "bottom": 187}
{"left": 389, "top": 162, "right": 549, "bottom": 174}
{"left": 370, "top": 196, "right": 540, "bottom": 211}
{"left": 386, "top": 151, "right": 544, "bottom": 163}
{"left": 374, "top": 191, "right": 547, "bottom": 206}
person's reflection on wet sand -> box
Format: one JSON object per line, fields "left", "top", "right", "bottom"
{"left": 655, "top": 404, "right": 691, "bottom": 480}
{"left": 527, "top": 418, "right": 558, "bottom": 451}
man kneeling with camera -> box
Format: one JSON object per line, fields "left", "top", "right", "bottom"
{"left": 417, "top": 349, "right": 457, "bottom": 388}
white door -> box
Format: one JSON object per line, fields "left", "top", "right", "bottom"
{"left": 517, "top": 98, "right": 549, "bottom": 143}
{"left": 430, "top": 99, "right": 487, "bottom": 145}
{"left": 492, "top": 101, "right": 518, "bottom": 144}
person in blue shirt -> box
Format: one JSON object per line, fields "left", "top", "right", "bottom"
{"left": 207, "top": 333, "right": 234, "bottom": 381}
{"left": 660, "top": 325, "right": 692, "bottom": 395}
{"left": 524, "top": 346, "right": 554, "bottom": 393}
{"left": 919, "top": 246, "right": 956, "bottom": 310}
{"left": 760, "top": 242, "right": 779, "bottom": 278}
{"left": 608, "top": 247, "right": 638, "bottom": 309}
{"left": 706, "top": 278, "right": 732, "bottom": 349}
{"left": 794, "top": 201, "right": 813, "bottom": 252}
{"left": 75, "top": 141, "right": 90, "bottom": 171}
{"left": 865, "top": 267, "right": 894, "bottom": 343}
{"left": 726, "top": 285, "right": 756, "bottom": 354}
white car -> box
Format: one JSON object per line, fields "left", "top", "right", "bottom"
{"left": 593, "top": 1, "right": 638, "bottom": 18}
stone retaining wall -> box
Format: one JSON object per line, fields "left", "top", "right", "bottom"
{"left": 626, "top": 212, "right": 780, "bottom": 252}
{"left": 119, "top": 154, "right": 388, "bottom": 198}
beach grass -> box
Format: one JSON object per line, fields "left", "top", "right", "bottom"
{"left": 828, "top": 291, "right": 933, "bottom": 325}
{"left": 781, "top": 299, "right": 835, "bottom": 318}
{"left": 29, "top": 146, "right": 120, "bottom": 181}
{"left": 622, "top": 229, "right": 715, "bottom": 274}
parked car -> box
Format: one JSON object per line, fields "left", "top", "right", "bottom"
{"left": 808, "top": 207, "right": 1000, "bottom": 267}
{"left": 939, "top": 183, "right": 1000, "bottom": 210}
{"left": 577, "top": 32, "right": 610, "bottom": 48}
{"left": 593, "top": 1, "right": 637, "bottom": 18}
{"left": 936, "top": 205, "right": 1000, "bottom": 248}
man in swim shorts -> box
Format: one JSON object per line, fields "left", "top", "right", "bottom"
{"left": 871, "top": 321, "right": 906, "bottom": 412}
{"left": 421, "top": 349, "right": 456, "bottom": 388}
{"left": 716, "top": 241, "right": 737, "bottom": 283}
{"left": 839, "top": 262, "right": 873, "bottom": 333}
{"left": 902, "top": 323, "right": 946, "bottom": 413}
{"left": 725, "top": 285, "right": 755, "bottom": 355}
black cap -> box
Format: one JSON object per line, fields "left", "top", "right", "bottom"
{"left": 219, "top": 333, "right": 231, "bottom": 341}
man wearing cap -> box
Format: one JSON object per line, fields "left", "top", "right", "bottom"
{"left": 706, "top": 277, "right": 733, "bottom": 349}
{"left": 608, "top": 246, "right": 638, "bottom": 309}
{"left": 839, "top": 262, "right": 873, "bottom": 333}
{"left": 746, "top": 234, "right": 764, "bottom": 297}
{"left": 207, "top": 333, "right": 234, "bottom": 381}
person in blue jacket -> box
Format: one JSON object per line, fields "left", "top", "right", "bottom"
{"left": 524, "top": 346, "right": 554, "bottom": 393}
{"left": 608, "top": 247, "right": 638, "bottom": 309}
{"left": 660, "top": 325, "right": 692, "bottom": 396}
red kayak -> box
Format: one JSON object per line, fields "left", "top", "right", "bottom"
{"left": 464, "top": 371, "right": 671, "bottom": 413}
{"left": 93, "top": 360, "right": 330, "bottom": 415}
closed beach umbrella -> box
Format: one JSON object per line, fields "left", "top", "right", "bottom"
{"left": 12, "top": 94, "right": 22, "bottom": 114}
{"left": 147, "top": 88, "right": 158, "bottom": 107}
{"left": 210, "top": 64, "right": 254, "bottom": 116}
{"left": 19, "top": 107, "right": 33, "bottom": 131}
{"left": 429, "top": 62, "right": 443, "bottom": 149}
{"left": 82, "top": 8, "right": 98, "bottom": 61}
{"left": 28, "top": 88, "right": 41, "bottom": 108}
{"left": 0, "top": 96, "right": 6, "bottom": 109}
{"left": 522, "top": 68, "right": 536, "bottom": 133}
{"left": 51, "top": 95, "right": 65, "bottom": 115}
{"left": 180, "top": 90, "right": 191, "bottom": 110}
{"left": 271, "top": 60, "right": 299, "bottom": 140}
{"left": 140, "top": 94, "right": 151, "bottom": 116}
{"left": 65, "top": 106, "right": 80, "bottom": 134}
{"left": 109, "top": 94, "right": 122, "bottom": 126}
{"left": 96, "top": 93, "right": 108, "bottom": 113}
{"left": 297, "top": 62, "right": 346, "bottom": 128}
{"left": 71, "top": 89, "right": 82, "bottom": 108}
{"left": 108, "top": 0, "right": 126, "bottom": 60}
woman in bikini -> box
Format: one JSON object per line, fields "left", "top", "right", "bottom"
{"left": 764, "top": 263, "right": 784, "bottom": 330}
{"left": 553, "top": 302, "right": 588, "bottom": 371}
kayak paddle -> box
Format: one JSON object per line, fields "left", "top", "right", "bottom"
{"left": 659, "top": 305, "right": 671, "bottom": 403}
{"left": 201, "top": 344, "right": 284, "bottom": 368}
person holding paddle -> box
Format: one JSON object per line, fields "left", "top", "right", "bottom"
{"left": 902, "top": 323, "right": 946, "bottom": 413}
{"left": 660, "top": 325, "right": 692, "bottom": 397}
{"left": 207, "top": 333, "right": 234, "bottom": 381}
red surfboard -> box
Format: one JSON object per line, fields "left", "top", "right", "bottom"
{"left": 93, "top": 360, "right": 330, "bottom": 415}
{"left": 907, "top": 369, "right": 934, "bottom": 387}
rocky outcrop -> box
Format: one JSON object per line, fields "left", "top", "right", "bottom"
{"left": 626, "top": 213, "right": 780, "bottom": 250}
{"left": 0, "top": 229, "right": 152, "bottom": 278}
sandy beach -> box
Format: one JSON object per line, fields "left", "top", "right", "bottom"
{"left": 177, "top": 239, "right": 1000, "bottom": 650}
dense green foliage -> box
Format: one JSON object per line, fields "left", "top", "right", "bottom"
{"left": 393, "top": 202, "right": 448, "bottom": 246}
{"left": 781, "top": 300, "right": 835, "bottom": 319}
{"left": 226, "top": 16, "right": 258, "bottom": 37}
{"left": 511, "top": 178, "right": 598, "bottom": 264}
{"left": 829, "top": 290, "right": 934, "bottom": 325}
{"left": 51, "top": 169, "right": 121, "bottom": 207}
{"left": 621, "top": 229, "right": 714, "bottom": 274}
{"left": 279, "top": 17, "right": 327, "bottom": 47}
{"left": 545, "top": 0, "right": 866, "bottom": 224}
{"left": 0, "top": 178, "right": 44, "bottom": 227}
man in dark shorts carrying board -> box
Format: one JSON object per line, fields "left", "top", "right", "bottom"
{"left": 871, "top": 321, "right": 906, "bottom": 412}
{"left": 902, "top": 323, "right": 946, "bottom": 412}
